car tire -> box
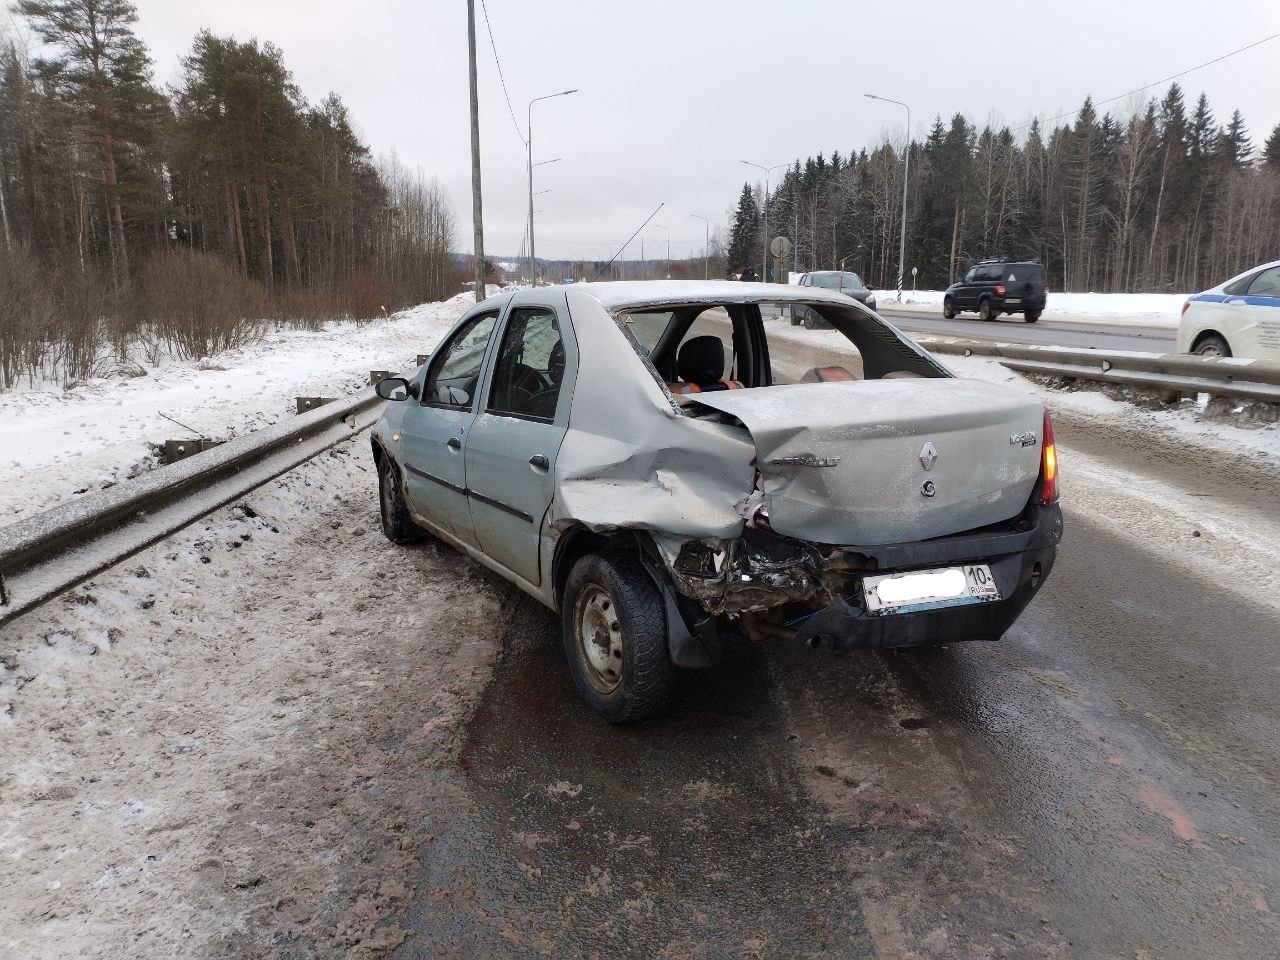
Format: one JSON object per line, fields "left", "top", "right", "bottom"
{"left": 802, "top": 310, "right": 817, "bottom": 330}
{"left": 378, "top": 454, "right": 423, "bottom": 544}
{"left": 1193, "top": 333, "right": 1231, "bottom": 358}
{"left": 943, "top": 297, "right": 956, "bottom": 319}
{"left": 562, "top": 552, "right": 675, "bottom": 723}
{"left": 978, "top": 299, "right": 995, "bottom": 321}
{"left": 1024, "top": 309, "right": 1041, "bottom": 323}
{"left": 789, "top": 307, "right": 800, "bottom": 326}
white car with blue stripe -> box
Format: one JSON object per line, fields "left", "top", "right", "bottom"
{"left": 1178, "top": 260, "right": 1280, "bottom": 360}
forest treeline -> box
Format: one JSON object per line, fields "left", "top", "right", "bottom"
{"left": 0, "top": 0, "right": 456, "bottom": 388}
{"left": 728, "top": 85, "right": 1280, "bottom": 293}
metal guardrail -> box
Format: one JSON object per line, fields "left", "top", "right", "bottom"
{"left": 0, "top": 387, "right": 386, "bottom": 627}
{"left": 914, "top": 336, "right": 1280, "bottom": 404}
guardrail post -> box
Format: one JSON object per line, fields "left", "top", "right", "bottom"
{"left": 295, "top": 397, "right": 338, "bottom": 414}
{"left": 163, "top": 439, "right": 220, "bottom": 464}
{"left": 416, "top": 354, "right": 430, "bottom": 366}
{"left": 369, "top": 370, "right": 393, "bottom": 386}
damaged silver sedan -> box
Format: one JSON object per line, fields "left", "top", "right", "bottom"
{"left": 370, "top": 281, "right": 1063, "bottom": 722}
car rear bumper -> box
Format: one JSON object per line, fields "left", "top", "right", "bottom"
{"left": 994, "top": 298, "right": 1046, "bottom": 313}
{"left": 793, "top": 502, "right": 1062, "bottom": 650}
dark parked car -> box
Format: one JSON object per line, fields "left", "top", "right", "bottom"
{"left": 790, "top": 271, "right": 876, "bottom": 327}
{"left": 943, "top": 260, "right": 1047, "bottom": 323}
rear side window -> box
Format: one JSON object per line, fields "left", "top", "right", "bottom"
{"left": 1247, "top": 267, "right": 1280, "bottom": 297}
{"left": 487, "top": 308, "right": 565, "bottom": 421}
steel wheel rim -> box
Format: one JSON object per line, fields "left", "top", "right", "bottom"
{"left": 573, "top": 582, "right": 623, "bottom": 694}
{"left": 1199, "top": 343, "right": 1223, "bottom": 357}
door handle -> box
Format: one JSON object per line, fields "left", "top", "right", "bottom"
{"left": 446, "top": 437, "right": 462, "bottom": 451}
{"left": 529, "top": 454, "right": 550, "bottom": 471}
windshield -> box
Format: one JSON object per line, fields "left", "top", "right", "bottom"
{"left": 809, "top": 272, "right": 864, "bottom": 290}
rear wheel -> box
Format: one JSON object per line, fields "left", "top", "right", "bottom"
{"left": 1024, "top": 309, "right": 1041, "bottom": 323}
{"left": 978, "top": 299, "right": 996, "bottom": 321}
{"left": 789, "top": 306, "right": 801, "bottom": 326}
{"left": 378, "top": 455, "right": 423, "bottom": 544}
{"left": 562, "top": 552, "right": 675, "bottom": 723}
{"left": 1194, "top": 333, "right": 1231, "bottom": 358}
{"left": 943, "top": 297, "right": 956, "bottom": 319}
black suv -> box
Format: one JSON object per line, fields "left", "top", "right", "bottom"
{"left": 943, "top": 260, "right": 1047, "bottom": 323}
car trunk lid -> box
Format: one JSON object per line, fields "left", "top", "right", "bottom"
{"left": 685, "top": 379, "right": 1044, "bottom": 545}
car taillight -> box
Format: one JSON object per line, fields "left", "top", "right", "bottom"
{"left": 1181, "top": 300, "right": 1190, "bottom": 316}
{"left": 994, "top": 284, "right": 1006, "bottom": 296}
{"left": 1039, "top": 411, "right": 1059, "bottom": 505}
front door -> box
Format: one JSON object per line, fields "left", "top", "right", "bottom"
{"left": 956, "top": 267, "right": 979, "bottom": 308}
{"left": 464, "top": 296, "right": 575, "bottom": 586}
{"left": 400, "top": 310, "right": 499, "bottom": 547}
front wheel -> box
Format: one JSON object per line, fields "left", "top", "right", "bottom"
{"left": 943, "top": 297, "right": 956, "bottom": 319}
{"left": 378, "top": 455, "right": 423, "bottom": 544}
{"left": 562, "top": 552, "right": 675, "bottom": 723}
{"left": 978, "top": 299, "right": 996, "bottom": 321}
{"left": 1194, "top": 333, "right": 1231, "bottom": 357}
{"left": 1024, "top": 309, "right": 1041, "bottom": 323}
{"left": 802, "top": 308, "right": 818, "bottom": 329}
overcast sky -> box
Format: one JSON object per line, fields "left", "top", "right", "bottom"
{"left": 111, "top": 1, "right": 1280, "bottom": 259}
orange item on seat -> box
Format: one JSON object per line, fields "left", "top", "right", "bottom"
{"left": 815, "top": 366, "right": 855, "bottom": 382}
{"left": 668, "top": 382, "right": 702, "bottom": 394}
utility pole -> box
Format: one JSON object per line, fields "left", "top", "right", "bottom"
{"left": 864, "top": 93, "right": 911, "bottom": 300}
{"left": 467, "top": 0, "right": 486, "bottom": 302}
{"left": 741, "top": 160, "right": 785, "bottom": 281}
{"left": 527, "top": 90, "right": 577, "bottom": 286}
{"left": 690, "top": 214, "right": 709, "bottom": 279}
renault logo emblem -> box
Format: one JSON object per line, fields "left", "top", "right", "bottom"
{"left": 919, "top": 442, "right": 938, "bottom": 471}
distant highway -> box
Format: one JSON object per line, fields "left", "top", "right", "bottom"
{"left": 760, "top": 302, "right": 1179, "bottom": 353}
{"left": 878, "top": 309, "right": 1178, "bottom": 353}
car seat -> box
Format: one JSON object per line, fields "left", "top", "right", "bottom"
{"left": 668, "top": 336, "right": 743, "bottom": 394}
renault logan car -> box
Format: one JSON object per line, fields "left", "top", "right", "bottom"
{"left": 371, "top": 281, "right": 1063, "bottom": 722}
{"left": 790, "top": 271, "right": 876, "bottom": 328}
{"left": 1178, "top": 260, "right": 1280, "bottom": 359}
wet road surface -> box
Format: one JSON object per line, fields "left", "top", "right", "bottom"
{"left": 385, "top": 336, "right": 1279, "bottom": 959}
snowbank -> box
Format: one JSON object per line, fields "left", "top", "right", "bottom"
{"left": 0, "top": 296, "right": 473, "bottom": 525}
{"left": 878, "top": 289, "right": 1186, "bottom": 329}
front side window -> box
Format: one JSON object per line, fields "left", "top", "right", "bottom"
{"left": 425, "top": 312, "right": 498, "bottom": 407}
{"left": 963, "top": 268, "right": 977, "bottom": 283}
{"left": 487, "top": 307, "right": 565, "bottom": 421}
{"left": 1247, "top": 266, "right": 1280, "bottom": 297}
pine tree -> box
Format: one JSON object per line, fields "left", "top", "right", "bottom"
{"left": 16, "top": 0, "right": 163, "bottom": 287}
{"left": 1264, "top": 123, "right": 1280, "bottom": 172}
{"left": 1217, "top": 110, "right": 1253, "bottom": 169}
{"left": 726, "top": 183, "right": 759, "bottom": 276}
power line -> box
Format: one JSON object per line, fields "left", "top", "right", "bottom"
{"left": 478, "top": 0, "right": 525, "bottom": 144}
{"left": 1014, "top": 31, "right": 1280, "bottom": 132}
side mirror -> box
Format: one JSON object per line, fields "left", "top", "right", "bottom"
{"left": 375, "top": 376, "right": 410, "bottom": 400}
{"left": 865, "top": 283, "right": 875, "bottom": 291}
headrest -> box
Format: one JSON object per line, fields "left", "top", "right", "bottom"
{"left": 677, "top": 336, "right": 725, "bottom": 385}
{"left": 547, "top": 339, "right": 565, "bottom": 382}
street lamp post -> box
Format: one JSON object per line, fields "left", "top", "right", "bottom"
{"left": 864, "top": 93, "right": 911, "bottom": 300}
{"left": 690, "top": 214, "right": 709, "bottom": 279}
{"left": 740, "top": 160, "right": 786, "bottom": 281}
{"left": 652, "top": 224, "right": 670, "bottom": 278}
{"left": 528, "top": 90, "right": 576, "bottom": 286}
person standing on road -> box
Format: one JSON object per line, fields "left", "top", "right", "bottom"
{"left": 740, "top": 266, "right": 759, "bottom": 282}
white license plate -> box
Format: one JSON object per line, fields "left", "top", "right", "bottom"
{"left": 863, "top": 564, "right": 1000, "bottom": 614}
{"left": 1006, "top": 298, "right": 1020, "bottom": 304}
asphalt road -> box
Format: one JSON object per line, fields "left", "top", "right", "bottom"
{"left": 879, "top": 310, "right": 1178, "bottom": 354}
{"left": 383, "top": 342, "right": 1280, "bottom": 958}
{"left": 764, "top": 302, "right": 1179, "bottom": 352}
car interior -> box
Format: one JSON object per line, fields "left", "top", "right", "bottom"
{"left": 619, "top": 301, "right": 943, "bottom": 393}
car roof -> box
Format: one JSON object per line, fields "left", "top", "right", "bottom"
{"left": 564, "top": 279, "right": 852, "bottom": 311}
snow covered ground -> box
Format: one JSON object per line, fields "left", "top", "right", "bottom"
{"left": 0, "top": 295, "right": 474, "bottom": 526}
{"left": 874, "top": 289, "right": 1186, "bottom": 328}
{"left": 0, "top": 437, "right": 516, "bottom": 958}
